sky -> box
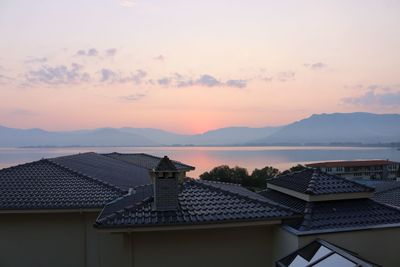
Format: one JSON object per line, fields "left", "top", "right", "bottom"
{"left": 0, "top": 0, "right": 399, "bottom": 134}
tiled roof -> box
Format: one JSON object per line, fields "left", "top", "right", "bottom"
{"left": 306, "top": 160, "right": 397, "bottom": 168}
{"left": 373, "top": 188, "right": 400, "bottom": 208}
{"left": 259, "top": 189, "right": 400, "bottom": 233}
{"left": 258, "top": 189, "right": 306, "bottom": 213}
{"left": 267, "top": 169, "right": 374, "bottom": 195}
{"left": 0, "top": 159, "right": 124, "bottom": 210}
{"left": 354, "top": 180, "right": 400, "bottom": 208}
{"left": 50, "top": 152, "right": 151, "bottom": 190}
{"left": 354, "top": 180, "right": 400, "bottom": 193}
{"left": 103, "top": 152, "right": 195, "bottom": 171}
{"left": 291, "top": 198, "right": 400, "bottom": 233}
{"left": 95, "top": 180, "right": 297, "bottom": 229}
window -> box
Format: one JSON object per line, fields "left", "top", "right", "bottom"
{"left": 276, "top": 239, "right": 377, "bottom": 267}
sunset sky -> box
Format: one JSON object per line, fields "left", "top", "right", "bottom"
{"left": 0, "top": 0, "right": 399, "bottom": 134}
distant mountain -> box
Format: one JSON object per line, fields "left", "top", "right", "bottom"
{"left": 0, "top": 126, "right": 158, "bottom": 147}
{"left": 120, "top": 126, "right": 281, "bottom": 145}
{"left": 1, "top": 112, "right": 399, "bottom": 147}
{"left": 253, "top": 113, "right": 400, "bottom": 145}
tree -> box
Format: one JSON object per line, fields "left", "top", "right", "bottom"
{"left": 200, "top": 165, "right": 280, "bottom": 191}
{"left": 199, "top": 165, "right": 248, "bottom": 184}
{"left": 247, "top": 166, "right": 280, "bottom": 189}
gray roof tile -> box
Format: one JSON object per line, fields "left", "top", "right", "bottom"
{"left": 0, "top": 159, "right": 124, "bottom": 210}
{"left": 50, "top": 152, "right": 151, "bottom": 190}
{"left": 259, "top": 189, "right": 400, "bottom": 233}
{"left": 95, "top": 180, "right": 297, "bottom": 228}
{"left": 268, "top": 169, "right": 374, "bottom": 195}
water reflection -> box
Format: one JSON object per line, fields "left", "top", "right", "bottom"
{"left": 0, "top": 146, "right": 399, "bottom": 178}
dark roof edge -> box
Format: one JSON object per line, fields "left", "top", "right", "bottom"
{"left": 282, "top": 221, "right": 400, "bottom": 236}
{"left": 94, "top": 216, "right": 295, "bottom": 231}
{"left": 104, "top": 152, "right": 195, "bottom": 170}
{"left": 46, "top": 158, "right": 126, "bottom": 194}
{"left": 0, "top": 208, "right": 102, "bottom": 214}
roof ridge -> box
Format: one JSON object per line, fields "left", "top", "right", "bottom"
{"left": 96, "top": 193, "right": 153, "bottom": 224}
{"left": 305, "top": 170, "right": 319, "bottom": 194}
{"left": 371, "top": 198, "right": 400, "bottom": 212}
{"left": 298, "top": 202, "right": 314, "bottom": 231}
{"left": 198, "top": 179, "right": 243, "bottom": 187}
{"left": 46, "top": 158, "right": 126, "bottom": 194}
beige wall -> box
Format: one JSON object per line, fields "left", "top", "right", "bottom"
{"left": 282, "top": 227, "right": 400, "bottom": 267}
{"left": 129, "top": 225, "right": 274, "bottom": 267}
{"left": 0, "top": 212, "right": 126, "bottom": 267}
{"left": 272, "top": 226, "right": 299, "bottom": 261}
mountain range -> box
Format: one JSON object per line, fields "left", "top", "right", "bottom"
{"left": 0, "top": 112, "right": 399, "bottom": 147}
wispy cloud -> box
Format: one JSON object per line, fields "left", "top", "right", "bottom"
{"left": 343, "top": 89, "right": 400, "bottom": 107}
{"left": 25, "top": 63, "right": 91, "bottom": 86}
{"left": 76, "top": 48, "right": 98, "bottom": 57}
{"left": 120, "top": 93, "right": 146, "bottom": 101}
{"left": 153, "top": 55, "right": 164, "bottom": 61}
{"left": 276, "top": 71, "right": 295, "bottom": 82}
{"left": 304, "top": 62, "right": 327, "bottom": 70}
{"left": 226, "top": 79, "right": 247, "bottom": 88}
{"left": 98, "top": 68, "right": 147, "bottom": 85}
{"left": 25, "top": 57, "right": 48, "bottom": 64}
{"left": 105, "top": 48, "right": 117, "bottom": 57}
{"left": 157, "top": 77, "right": 171, "bottom": 86}
{"left": 159, "top": 73, "right": 248, "bottom": 88}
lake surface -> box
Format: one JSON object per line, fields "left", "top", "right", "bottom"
{"left": 1, "top": 146, "right": 399, "bottom": 177}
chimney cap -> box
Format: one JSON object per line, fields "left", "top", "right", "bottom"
{"left": 155, "top": 156, "right": 178, "bottom": 172}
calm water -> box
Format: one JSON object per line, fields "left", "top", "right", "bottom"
{"left": 1, "top": 146, "right": 399, "bottom": 177}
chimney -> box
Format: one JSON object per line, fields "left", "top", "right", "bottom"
{"left": 151, "top": 156, "right": 180, "bottom": 211}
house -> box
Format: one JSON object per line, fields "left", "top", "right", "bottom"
{"left": 306, "top": 159, "right": 400, "bottom": 180}
{"left": 260, "top": 169, "right": 400, "bottom": 266}
{"left": 1, "top": 153, "right": 400, "bottom": 267}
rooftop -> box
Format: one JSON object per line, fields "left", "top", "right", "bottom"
{"left": 267, "top": 169, "right": 374, "bottom": 197}
{"left": 0, "top": 152, "right": 194, "bottom": 211}
{"left": 95, "top": 180, "right": 298, "bottom": 229}
{"left": 306, "top": 160, "right": 398, "bottom": 168}
{"left": 0, "top": 159, "right": 124, "bottom": 210}
{"left": 260, "top": 189, "right": 400, "bottom": 234}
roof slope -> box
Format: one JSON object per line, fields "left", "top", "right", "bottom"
{"left": 267, "top": 169, "right": 374, "bottom": 195}
{"left": 103, "top": 153, "right": 195, "bottom": 171}
{"left": 354, "top": 180, "right": 400, "bottom": 208}
{"left": 50, "top": 152, "right": 151, "bottom": 190}
{"left": 260, "top": 189, "right": 400, "bottom": 234}
{"left": 95, "top": 180, "right": 297, "bottom": 229}
{"left": 0, "top": 159, "right": 124, "bottom": 210}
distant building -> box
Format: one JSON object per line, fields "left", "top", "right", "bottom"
{"left": 306, "top": 160, "right": 400, "bottom": 180}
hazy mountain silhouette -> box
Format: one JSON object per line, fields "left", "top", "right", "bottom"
{"left": 0, "top": 112, "right": 399, "bottom": 147}
{"left": 253, "top": 112, "right": 400, "bottom": 145}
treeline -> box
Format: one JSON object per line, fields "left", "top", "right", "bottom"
{"left": 199, "top": 164, "right": 306, "bottom": 191}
